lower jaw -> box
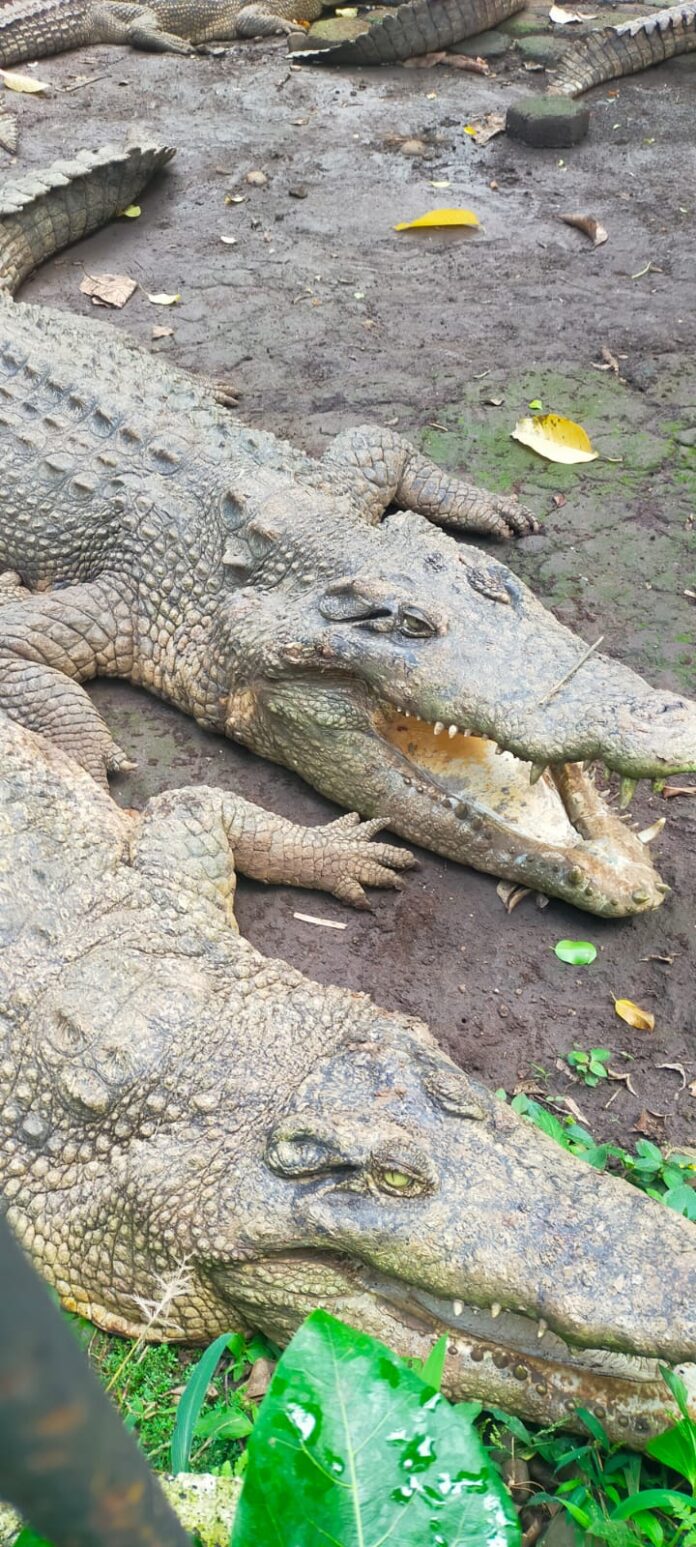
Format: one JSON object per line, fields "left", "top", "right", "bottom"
{"left": 220, "top": 1261, "right": 693, "bottom": 1450}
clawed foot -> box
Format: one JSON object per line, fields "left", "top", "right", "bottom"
{"left": 487, "top": 493, "right": 539, "bottom": 540}
{"left": 319, "top": 812, "right": 416, "bottom": 908}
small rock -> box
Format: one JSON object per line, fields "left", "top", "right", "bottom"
{"left": 506, "top": 93, "right": 590, "bottom": 147}
{"left": 452, "top": 28, "right": 509, "bottom": 58}
{"left": 245, "top": 169, "right": 268, "bottom": 187}
{"left": 516, "top": 33, "right": 563, "bottom": 64}
{"left": 288, "top": 185, "right": 308, "bottom": 198}
{"left": 400, "top": 137, "right": 428, "bottom": 156}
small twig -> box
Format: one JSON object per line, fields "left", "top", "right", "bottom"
{"left": 61, "top": 71, "right": 108, "bottom": 93}
{"left": 534, "top": 635, "right": 604, "bottom": 709}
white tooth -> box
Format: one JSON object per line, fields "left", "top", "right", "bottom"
{"left": 453, "top": 1299, "right": 464, "bottom": 1317}
{"left": 490, "top": 1302, "right": 502, "bottom": 1320}
{"left": 404, "top": 710, "right": 411, "bottom": 718}
{"left": 448, "top": 724, "right": 458, "bottom": 738}
{"left": 537, "top": 1319, "right": 548, "bottom": 1340}
{"left": 433, "top": 721, "right": 444, "bottom": 736}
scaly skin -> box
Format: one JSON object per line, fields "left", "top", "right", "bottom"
{"left": 1, "top": 708, "right": 695, "bottom": 1447}
{"left": 295, "top": 0, "right": 524, "bottom": 64}
{"left": 0, "top": 141, "right": 695, "bottom": 917}
{"left": 550, "top": 2, "right": 696, "bottom": 96}
{"left": 0, "top": 0, "right": 322, "bottom": 69}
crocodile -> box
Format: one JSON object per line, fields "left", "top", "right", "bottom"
{"left": 1, "top": 705, "right": 695, "bottom": 1449}
{"left": 294, "top": 0, "right": 696, "bottom": 95}
{"left": 0, "top": 0, "right": 325, "bottom": 67}
{"left": 1, "top": 140, "right": 696, "bottom": 916}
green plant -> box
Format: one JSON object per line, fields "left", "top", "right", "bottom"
{"left": 505, "top": 1093, "right": 696, "bottom": 1220}
{"left": 566, "top": 1046, "right": 612, "bottom": 1086}
{"left": 230, "top": 1310, "right": 521, "bottom": 1547}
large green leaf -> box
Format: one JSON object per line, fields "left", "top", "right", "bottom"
{"left": 231, "top": 1310, "right": 520, "bottom": 1547}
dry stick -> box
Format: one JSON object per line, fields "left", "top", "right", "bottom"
{"left": 534, "top": 635, "right": 604, "bottom": 709}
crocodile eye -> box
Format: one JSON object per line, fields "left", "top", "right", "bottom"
{"left": 376, "top": 1165, "right": 428, "bottom": 1197}
{"left": 399, "top": 608, "right": 435, "bottom": 640}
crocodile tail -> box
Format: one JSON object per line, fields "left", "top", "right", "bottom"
{"left": 549, "top": 1, "right": 696, "bottom": 96}
{"left": 0, "top": 138, "right": 175, "bottom": 297}
{"left": 294, "top": 0, "right": 524, "bottom": 65}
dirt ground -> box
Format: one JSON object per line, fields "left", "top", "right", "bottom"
{"left": 10, "top": 12, "right": 695, "bottom": 1149}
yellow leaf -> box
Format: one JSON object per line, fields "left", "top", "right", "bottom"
{"left": 119, "top": 204, "right": 141, "bottom": 219}
{"left": 147, "top": 292, "right": 180, "bottom": 306}
{"left": 613, "top": 997, "right": 655, "bottom": 1032}
{"left": 512, "top": 412, "right": 598, "bottom": 464}
{"left": 394, "top": 207, "right": 480, "bottom": 232}
{"left": 463, "top": 125, "right": 477, "bottom": 136}
{"left": 0, "top": 68, "right": 49, "bottom": 93}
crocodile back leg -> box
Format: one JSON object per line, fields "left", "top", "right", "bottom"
{"left": 0, "top": 581, "right": 136, "bottom": 784}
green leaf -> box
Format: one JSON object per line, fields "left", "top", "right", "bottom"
{"left": 554, "top": 939, "right": 597, "bottom": 965}
{"left": 646, "top": 1420, "right": 696, "bottom": 1490}
{"left": 195, "top": 1401, "right": 254, "bottom": 1443}
{"left": 418, "top": 1333, "right": 449, "bottom": 1392}
{"left": 231, "top": 1310, "right": 521, "bottom": 1547}
{"left": 663, "top": 1184, "right": 696, "bottom": 1220}
{"left": 659, "top": 1364, "right": 692, "bottom": 1421}
{"left": 170, "top": 1330, "right": 232, "bottom": 1473}
{"left": 611, "top": 1488, "right": 692, "bottom": 1521}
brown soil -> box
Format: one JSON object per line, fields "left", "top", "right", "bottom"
{"left": 12, "top": 16, "right": 696, "bottom": 1151}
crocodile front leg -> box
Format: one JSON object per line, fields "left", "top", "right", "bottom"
{"left": 0, "top": 580, "right": 136, "bottom": 785}
{"left": 131, "top": 789, "right": 415, "bottom": 923}
{"left": 324, "top": 425, "right": 537, "bottom": 539}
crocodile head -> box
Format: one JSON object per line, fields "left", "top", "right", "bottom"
{"left": 219, "top": 491, "right": 696, "bottom": 915}
{"left": 12, "top": 934, "right": 694, "bottom": 1449}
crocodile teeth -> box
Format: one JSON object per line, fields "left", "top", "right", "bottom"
{"left": 529, "top": 762, "right": 547, "bottom": 785}
{"left": 433, "top": 721, "right": 444, "bottom": 736}
{"left": 619, "top": 776, "right": 638, "bottom": 809}
{"left": 453, "top": 1299, "right": 464, "bottom": 1317}
{"left": 537, "top": 1319, "right": 548, "bottom": 1340}
{"left": 448, "top": 724, "right": 458, "bottom": 738}
{"left": 490, "top": 1302, "right": 502, "bottom": 1319}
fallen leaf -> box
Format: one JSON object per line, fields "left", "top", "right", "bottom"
{"left": 245, "top": 169, "right": 268, "bottom": 187}
{"left": 430, "top": 179, "right": 451, "bottom": 188}
{"left": 512, "top": 413, "right": 598, "bottom": 465}
{"left": 560, "top": 212, "right": 608, "bottom": 247}
{"left": 293, "top": 912, "right": 347, "bottom": 929}
{"left": 554, "top": 939, "right": 597, "bottom": 965}
{"left": 225, "top": 193, "right": 246, "bottom": 205}
{"left": 552, "top": 493, "right": 566, "bottom": 507}
{"left": 613, "top": 997, "right": 655, "bottom": 1032}
{"left": 633, "top": 1109, "right": 665, "bottom": 1138}
{"left": 637, "top": 816, "right": 666, "bottom": 844}
{"left": 151, "top": 325, "right": 174, "bottom": 339}
{"left": 549, "top": 4, "right": 596, "bottom": 19}
{"left": 119, "top": 204, "right": 141, "bottom": 219}
{"left": 394, "top": 207, "right": 479, "bottom": 232}
{"left": 560, "top": 1094, "right": 589, "bottom": 1124}
{"left": 220, "top": 235, "right": 238, "bottom": 245}
{"left": 662, "top": 784, "right": 696, "bottom": 798}
{"left": 607, "top": 1067, "right": 638, "bottom": 1095}
{"left": 496, "top": 879, "right": 531, "bottom": 912}
{"left": 528, "top": 398, "right": 543, "bottom": 410}
{"left": 462, "top": 112, "right": 505, "bottom": 146}
{"left": 657, "top": 1062, "right": 687, "bottom": 1090}
{"left": 245, "top": 1356, "right": 276, "bottom": 1401}
{"left": 0, "top": 68, "right": 49, "bottom": 93}
{"left": 147, "top": 292, "right": 180, "bottom": 306}
{"left": 484, "top": 395, "right": 505, "bottom": 407}
{"left": 79, "top": 272, "right": 136, "bottom": 309}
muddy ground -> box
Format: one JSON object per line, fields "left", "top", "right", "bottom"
{"left": 10, "top": 11, "right": 695, "bottom": 1148}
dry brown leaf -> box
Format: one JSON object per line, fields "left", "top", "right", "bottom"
{"left": 662, "top": 784, "right": 696, "bottom": 798}
{"left": 633, "top": 1109, "right": 665, "bottom": 1139}
{"left": 79, "top": 272, "right": 136, "bottom": 309}
{"left": 245, "top": 1357, "right": 276, "bottom": 1401}
{"left": 152, "top": 325, "right": 174, "bottom": 339}
{"left": 657, "top": 1062, "right": 687, "bottom": 1090}
{"left": 147, "top": 292, "right": 180, "bottom": 307}
{"left": 496, "top": 879, "right": 531, "bottom": 913}
{"left": 560, "top": 212, "right": 608, "bottom": 247}
{"left": 613, "top": 997, "right": 655, "bottom": 1032}
{"left": 549, "top": 4, "right": 597, "bottom": 19}
{"left": 464, "top": 112, "right": 506, "bottom": 146}
{"left": 560, "top": 1093, "right": 589, "bottom": 1124}
{"left": 0, "top": 68, "right": 50, "bottom": 93}
{"left": 607, "top": 1067, "right": 638, "bottom": 1095}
